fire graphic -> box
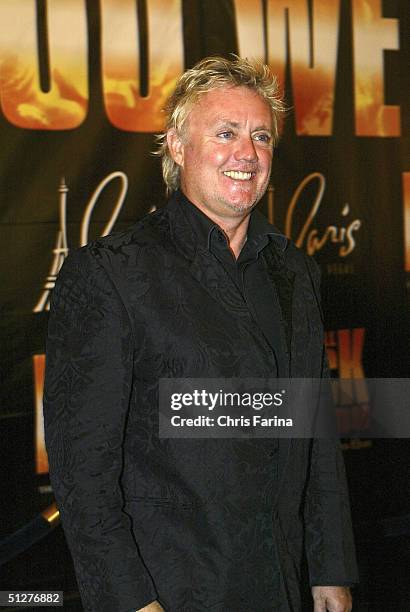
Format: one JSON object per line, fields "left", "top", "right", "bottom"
{"left": 404, "top": 173, "right": 410, "bottom": 272}
{"left": 100, "top": 0, "right": 183, "bottom": 132}
{"left": 234, "top": 0, "right": 400, "bottom": 137}
{"left": 0, "top": 0, "right": 88, "bottom": 130}
{"left": 0, "top": 0, "right": 183, "bottom": 132}
{"left": 352, "top": 0, "right": 400, "bottom": 136}
{"left": 325, "top": 328, "right": 369, "bottom": 436}
{"left": 0, "top": 0, "right": 401, "bottom": 135}
{"left": 33, "top": 354, "right": 48, "bottom": 474}
{"left": 325, "top": 327, "right": 365, "bottom": 379}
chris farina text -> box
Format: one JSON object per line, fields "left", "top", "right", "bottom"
{"left": 171, "top": 415, "right": 293, "bottom": 428}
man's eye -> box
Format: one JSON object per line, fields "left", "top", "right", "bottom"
{"left": 254, "top": 133, "right": 272, "bottom": 143}
{"left": 217, "top": 131, "right": 233, "bottom": 139}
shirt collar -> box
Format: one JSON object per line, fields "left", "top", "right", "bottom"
{"left": 175, "top": 189, "right": 288, "bottom": 256}
{"left": 175, "top": 189, "right": 218, "bottom": 250}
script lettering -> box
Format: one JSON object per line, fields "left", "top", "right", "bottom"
{"left": 285, "top": 173, "right": 362, "bottom": 257}
{"left": 80, "top": 171, "right": 128, "bottom": 246}
{"left": 33, "top": 172, "right": 128, "bottom": 312}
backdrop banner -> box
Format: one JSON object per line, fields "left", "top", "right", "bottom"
{"left": 1, "top": 0, "right": 409, "bottom": 539}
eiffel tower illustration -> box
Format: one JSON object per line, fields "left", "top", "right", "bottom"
{"left": 33, "top": 178, "right": 69, "bottom": 313}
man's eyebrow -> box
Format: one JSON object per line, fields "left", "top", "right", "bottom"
{"left": 211, "top": 119, "right": 272, "bottom": 132}
{"left": 252, "top": 126, "right": 273, "bottom": 133}
{"left": 212, "top": 119, "right": 240, "bottom": 129}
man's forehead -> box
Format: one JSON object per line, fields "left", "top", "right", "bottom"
{"left": 191, "top": 88, "right": 273, "bottom": 127}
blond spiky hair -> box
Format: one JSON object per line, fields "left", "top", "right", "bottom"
{"left": 155, "top": 55, "right": 285, "bottom": 194}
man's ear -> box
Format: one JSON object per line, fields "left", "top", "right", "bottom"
{"left": 166, "top": 129, "right": 184, "bottom": 167}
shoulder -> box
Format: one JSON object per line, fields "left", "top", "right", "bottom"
{"left": 286, "top": 242, "right": 321, "bottom": 285}
{"left": 253, "top": 208, "right": 320, "bottom": 284}
{"left": 91, "top": 207, "right": 171, "bottom": 258}
{"left": 60, "top": 207, "right": 171, "bottom": 279}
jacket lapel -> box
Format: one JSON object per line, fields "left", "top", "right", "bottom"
{"left": 261, "top": 245, "right": 295, "bottom": 377}
{"left": 262, "top": 244, "right": 314, "bottom": 510}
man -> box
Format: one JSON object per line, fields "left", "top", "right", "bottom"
{"left": 44, "top": 56, "right": 358, "bottom": 611}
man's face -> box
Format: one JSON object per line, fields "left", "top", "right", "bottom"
{"left": 168, "top": 86, "right": 274, "bottom": 219}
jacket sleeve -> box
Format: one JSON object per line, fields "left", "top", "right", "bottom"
{"left": 303, "top": 437, "right": 359, "bottom": 586}
{"left": 43, "top": 246, "right": 158, "bottom": 612}
{"left": 302, "top": 254, "right": 359, "bottom": 586}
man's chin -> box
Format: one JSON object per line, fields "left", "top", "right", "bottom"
{"left": 223, "top": 196, "right": 260, "bottom": 214}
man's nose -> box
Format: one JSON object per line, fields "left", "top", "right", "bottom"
{"left": 234, "top": 135, "right": 257, "bottom": 162}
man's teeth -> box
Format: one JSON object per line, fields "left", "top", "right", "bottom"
{"left": 223, "top": 170, "right": 252, "bottom": 181}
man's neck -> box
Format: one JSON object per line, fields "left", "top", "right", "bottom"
{"left": 182, "top": 195, "right": 251, "bottom": 259}
{"left": 218, "top": 216, "right": 249, "bottom": 260}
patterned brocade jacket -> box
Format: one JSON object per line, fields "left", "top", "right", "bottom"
{"left": 43, "top": 192, "right": 358, "bottom": 612}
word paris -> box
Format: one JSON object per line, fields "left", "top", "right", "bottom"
{"left": 0, "top": 0, "right": 400, "bottom": 136}
{"left": 285, "top": 173, "right": 361, "bottom": 258}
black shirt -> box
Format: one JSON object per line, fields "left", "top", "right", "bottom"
{"left": 176, "top": 189, "right": 289, "bottom": 376}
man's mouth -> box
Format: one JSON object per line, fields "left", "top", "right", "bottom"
{"left": 222, "top": 170, "right": 254, "bottom": 181}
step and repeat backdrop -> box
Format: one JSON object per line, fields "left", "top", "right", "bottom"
{"left": 1, "top": 0, "right": 409, "bottom": 544}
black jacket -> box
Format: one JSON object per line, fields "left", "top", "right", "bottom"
{"left": 44, "top": 194, "right": 358, "bottom": 611}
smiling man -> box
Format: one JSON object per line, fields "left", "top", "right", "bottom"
{"left": 44, "top": 56, "right": 358, "bottom": 612}
{"left": 166, "top": 85, "right": 273, "bottom": 260}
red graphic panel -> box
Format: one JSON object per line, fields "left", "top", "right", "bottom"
{"left": 33, "top": 354, "right": 48, "bottom": 474}
{"left": 403, "top": 173, "right": 410, "bottom": 271}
